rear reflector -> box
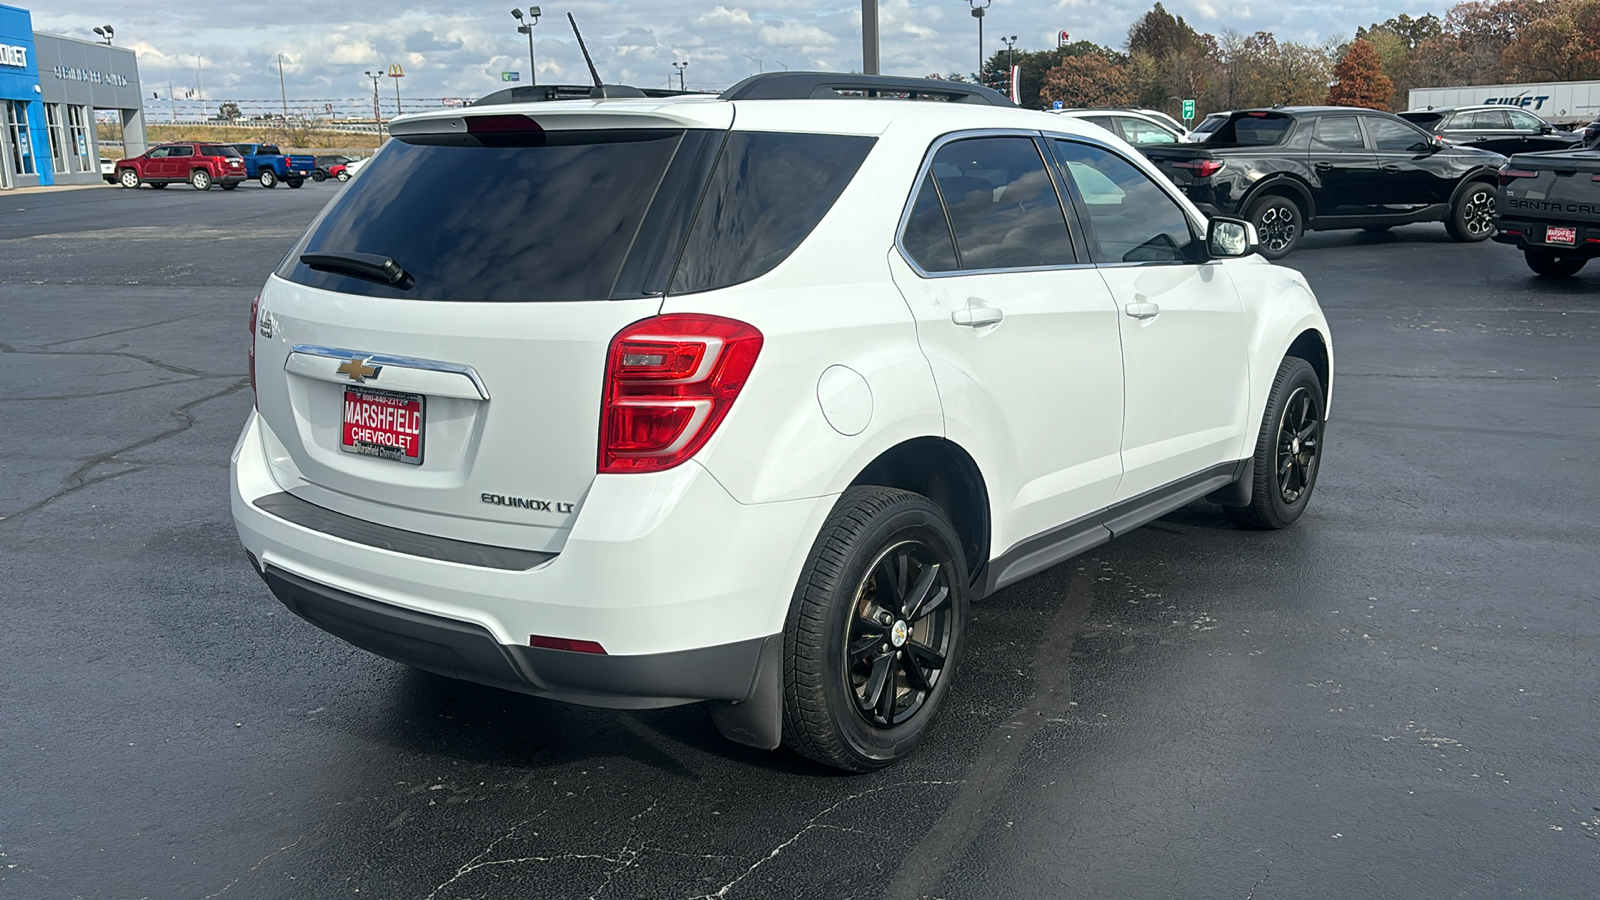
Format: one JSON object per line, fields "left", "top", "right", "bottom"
{"left": 529, "top": 635, "right": 607, "bottom": 654}
{"left": 1498, "top": 166, "right": 1538, "bottom": 186}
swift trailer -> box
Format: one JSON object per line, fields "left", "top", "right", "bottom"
{"left": 1409, "top": 81, "right": 1600, "bottom": 129}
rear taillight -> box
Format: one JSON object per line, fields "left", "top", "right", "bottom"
{"left": 248, "top": 293, "right": 259, "bottom": 404}
{"left": 1499, "top": 165, "right": 1538, "bottom": 186}
{"left": 1172, "top": 159, "right": 1224, "bottom": 178}
{"left": 599, "top": 314, "right": 763, "bottom": 473}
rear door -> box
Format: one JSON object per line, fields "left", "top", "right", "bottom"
{"left": 1050, "top": 137, "right": 1250, "bottom": 500}
{"left": 888, "top": 132, "right": 1125, "bottom": 547}
{"left": 1307, "top": 115, "right": 1379, "bottom": 216}
{"left": 166, "top": 145, "right": 194, "bottom": 179}
{"left": 253, "top": 115, "right": 730, "bottom": 552}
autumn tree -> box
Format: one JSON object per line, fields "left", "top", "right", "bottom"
{"left": 1039, "top": 53, "right": 1136, "bottom": 109}
{"left": 1328, "top": 39, "right": 1396, "bottom": 109}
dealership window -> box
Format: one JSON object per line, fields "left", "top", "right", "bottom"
{"left": 67, "top": 106, "right": 92, "bottom": 173}
{"left": 4, "top": 101, "right": 35, "bottom": 176}
{"left": 45, "top": 104, "right": 68, "bottom": 173}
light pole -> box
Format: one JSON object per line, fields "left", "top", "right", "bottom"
{"left": 92, "top": 25, "right": 114, "bottom": 45}
{"left": 1003, "top": 35, "right": 1017, "bottom": 72}
{"left": 672, "top": 61, "right": 688, "bottom": 91}
{"left": 862, "top": 0, "right": 879, "bottom": 75}
{"left": 364, "top": 70, "right": 383, "bottom": 137}
{"left": 277, "top": 54, "right": 288, "bottom": 122}
{"left": 510, "top": 7, "right": 541, "bottom": 85}
{"left": 741, "top": 54, "right": 763, "bottom": 74}
{"left": 967, "top": 0, "right": 990, "bottom": 84}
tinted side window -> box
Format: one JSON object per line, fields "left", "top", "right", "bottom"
{"left": 1368, "top": 118, "right": 1432, "bottom": 152}
{"left": 260, "top": 145, "right": 282, "bottom": 155}
{"left": 146, "top": 147, "right": 168, "bottom": 158}
{"left": 1313, "top": 116, "right": 1365, "bottom": 150}
{"left": 169, "top": 146, "right": 193, "bottom": 157}
{"left": 926, "top": 136, "right": 1075, "bottom": 270}
{"left": 670, "top": 132, "right": 875, "bottom": 294}
{"left": 1123, "top": 119, "right": 1177, "bottom": 146}
{"left": 1052, "top": 140, "right": 1194, "bottom": 264}
{"left": 901, "top": 172, "right": 959, "bottom": 272}
{"left": 1210, "top": 113, "right": 1293, "bottom": 146}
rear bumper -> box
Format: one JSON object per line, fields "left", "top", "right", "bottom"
{"left": 261, "top": 565, "right": 778, "bottom": 708}
{"left": 1493, "top": 217, "right": 1600, "bottom": 256}
{"left": 231, "top": 411, "right": 832, "bottom": 706}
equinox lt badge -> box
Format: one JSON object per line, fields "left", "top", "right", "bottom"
{"left": 482, "top": 493, "right": 574, "bottom": 514}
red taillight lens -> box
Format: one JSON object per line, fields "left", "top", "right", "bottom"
{"left": 248, "top": 292, "right": 259, "bottom": 404}
{"left": 1499, "top": 165, "right": 1538, "bottom": 186}
{"left": 1172, "top": 159, "right": 1224, "bottom": 178}
{"left": 599, "top": 314, "right": 763, "bottom": 473}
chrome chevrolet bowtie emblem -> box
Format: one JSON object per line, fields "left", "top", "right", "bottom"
{"left": 890, "top": 620, "right": 909, "bottom": 647}
{"left": 336, "top": 356, "right": 381, "bottom": 383}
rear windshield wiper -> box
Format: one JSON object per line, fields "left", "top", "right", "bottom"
{"left": 301, "top": 251, "right": 413, "bottom": 288}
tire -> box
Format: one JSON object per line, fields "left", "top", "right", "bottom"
{"left": 1227, "top": 357, "right": 1326, "bottom": 530}
{"left": 287, "top": 178, "right": 304, "bottom": 189}
{"left": 782, "top": 487, "right": 970, "bottom": 772}
{"left": 1246, "top": 193, "right": 1303, "bottom": 260}
{"left": 311, "top": 170, "right": 327, "bottom": 182}
{"left": 259, "top": 169, "right": 278, "bottom": 188}
{"left": 1445, "top": 181, "right": 1495, "bottom": 242}
{"left": 337, "top": 171, "right": 350, "bottom": 182}
{"left": 219, "top": 182, "right": 238, "bottom": 191}
{"left": 1524, "top": 249, "right": 1587, "bottom": 278}
{"left": 190, "top": 169, "right": 211, "bottom": 191}
{"left": 118, "top": 168, "right": 140, "bottom": 189}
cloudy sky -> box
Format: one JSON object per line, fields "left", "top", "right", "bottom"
{"left": 31, "top": 0, "right": 1452, "bottom": 115}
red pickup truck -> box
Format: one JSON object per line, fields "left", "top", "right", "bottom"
{"left": 114, "top": 143, "right": 248, "bottom": 191}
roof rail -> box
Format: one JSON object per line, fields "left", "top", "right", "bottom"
{"left": 471, "top": 84, "right": 698, "bottom": 106}
{"left": 719, "top": 72, "right": 1015, "bottom": 107}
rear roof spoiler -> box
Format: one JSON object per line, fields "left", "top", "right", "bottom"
{"left": 720, "top": 72, "right": 1015, "bottom": 107}
{"left": 471, "top": 85, "right": 700, "bottom": 106}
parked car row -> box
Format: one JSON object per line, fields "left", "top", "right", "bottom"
{"left": 109, "top": 143, "right": 363, "bottom": 191}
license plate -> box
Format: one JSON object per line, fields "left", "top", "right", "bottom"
{"left": 342, "top": 388, "right": 424, "bottom": 465}
{"left": 1546, "top": 225, "right": 1577, "bottom": 245}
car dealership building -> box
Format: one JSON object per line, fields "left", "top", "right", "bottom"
{"left": 0, "top": 3, "right": 147, "bottom": 189}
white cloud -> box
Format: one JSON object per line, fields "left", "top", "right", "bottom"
{"left": 757, "top": 22, "right": 839, "bottom": 49}
{"left": 697, "top": 6, "right": 755, "bottom": 27}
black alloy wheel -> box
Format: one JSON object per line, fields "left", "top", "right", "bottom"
{"left": 783, "top": 487, "right": 969, "bottom": 771}
{"left": 1524, "top": 249, "right": 1587, "bottom": 278}
{"left": 843, "top": 540, "right": 957, "bottom": 729}
{"left": 1446, "top": 182, "right": 1496, "bottom": 242}
{"left": 1228, "top": 356, "right": 1325, "bottom": 529}
{"left": 1247, "top": 194, "right": 1302, "bottom": 260}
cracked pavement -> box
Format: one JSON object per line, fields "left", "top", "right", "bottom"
{"left": 2, "top": 186, "right": 1596, "bottom": 899}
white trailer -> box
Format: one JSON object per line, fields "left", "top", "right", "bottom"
{"left": 1407, "top": 80, "right": 1600, "bottom": 128}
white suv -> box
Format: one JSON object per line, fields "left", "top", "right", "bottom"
{"left": 232, "top": 73, "right": 1333, "bottom": 771}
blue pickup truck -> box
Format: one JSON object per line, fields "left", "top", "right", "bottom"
{"left": 230, "top": 143, "right": 317, "bottom": 188}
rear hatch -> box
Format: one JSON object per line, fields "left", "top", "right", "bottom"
{"left": 252, "top": 102, "right": 733, "bottom": 553}
{"left": 1501, "top": 149, "right": 1600, "bottom": 227}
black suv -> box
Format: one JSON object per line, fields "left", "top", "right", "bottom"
{"left": 1399, "top": 106, "right": 1581, "bottom": 156}
{"left": 1144, "top": 108, "right": 1507, "bottom": 258}
{"left": 1583, "top": 119, "right": 1599, "bottom": 150}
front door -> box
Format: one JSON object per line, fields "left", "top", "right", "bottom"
{"left": 1049, "top": 137, "right": 1251, "bottom": 501}
{"left": 888, "top": 133, "right": 1125, "bottom": 552}
{"left": 1364, "top": 116, "right": 1448, "bottom": 207}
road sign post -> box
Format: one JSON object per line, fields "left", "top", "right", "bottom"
{"left": 1182, "top": 98, "right": 1196, "bottom": 122}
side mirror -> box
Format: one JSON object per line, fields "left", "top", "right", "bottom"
{"left": 1540, "top": 123, "right": 1554, "bottom": 134}
{"left": 1207, "top": 217, "right": 1258, "bottom": 259}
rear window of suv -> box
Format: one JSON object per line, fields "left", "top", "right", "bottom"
{"left": 278, "top": 127, "right": 875, "bottom": 302}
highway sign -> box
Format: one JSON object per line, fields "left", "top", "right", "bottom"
{"left": 1182, "top": 98, "right": 1195, "bottom": 121}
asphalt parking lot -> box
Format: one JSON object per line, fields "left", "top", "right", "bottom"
{"left": 1, "top": 182, "right": 1596, "bottom": 899}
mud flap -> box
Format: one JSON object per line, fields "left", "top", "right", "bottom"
{"left": 709, "top": 634, "right": 783, "bottom": 750}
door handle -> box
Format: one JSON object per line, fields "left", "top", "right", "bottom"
{"left": 1124, "top": 301, "right": 1160, "bottom": 320}
{"left": 1313, "top": 161, "right": 1335, "bottom": 171}
{"left": 952, "top": 306, "right": 1004, "bottom": 327}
